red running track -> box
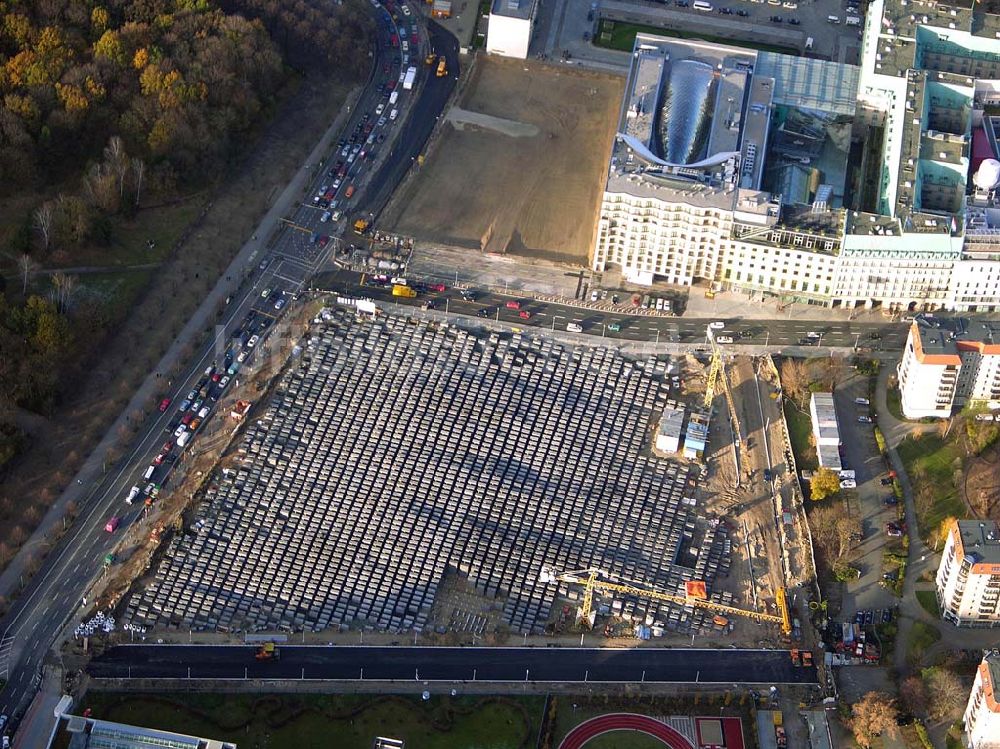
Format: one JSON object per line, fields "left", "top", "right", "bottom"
{"left": 558, "top": 713, "right": 695, "bottom": 749}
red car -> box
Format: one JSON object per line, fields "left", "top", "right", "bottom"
{"left": 428, "top": 283, "right": 446, "bottom": 292}
{"left": 181, "top": 412, "right": 194, "bottom": 426}
{"left": 505, "top": 300, "right": 521, "bottom": 310}
{"left": 519, "top": 310, "right": 531, "bottom": 320}
{"left": 158, "top": 398, "right": 172, "bottom": 412}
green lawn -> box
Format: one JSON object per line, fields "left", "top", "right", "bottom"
{"left": 76, "top": 269, "right": 157, "bottom": 319}
{"left": 594, "top": 18, "right": 799, "bottom": 55}
{"left": 907, "top": 621, "right": 941, "bottom": 665}
{"left": 885, "top": 386, "right": 906, "bottom": 422}
{"left": 916, "top": 590, "right": 941, "bottom": 619}
{"left": 895, "top": 433, "right": 967, "bottom": 539}
{"left": 585, "top": 732, "right": 673, "bottom": 749}
{"left": 79, "top": 693, "right": 543, "bottom": 748}
{"left": 783, "top": 400, "right": 818, "bottom": 472}
{"left": 66, "top": 198, "right": 204, "bottom": 268}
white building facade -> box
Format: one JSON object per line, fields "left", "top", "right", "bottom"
{"left": 935, "top": 519, "right": 1000, "bottom": 628}
{"left": 898, "top": 318, "right": 1000, "bottom": 418}
{"left": 591, "top": 16, "right": 1000, "bottom": 312}
{"left": 965, "top": 653, "right": 1000, "bottom": 749}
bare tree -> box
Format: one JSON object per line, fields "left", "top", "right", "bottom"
{"left": 923, "top": 667, "right": 966, "bottom": 721}
{"left": 17, "top": 253, "right": 38, "bottom": 294}
{"left": 51, "top": 271, "right": 78, "bottom": 313}
{"left": 835, "top": 514, "right": 862, "bottom": 558}
{"left": 104, "top": 135, "right": 129, "bottom": 201}
{"left": 33, "top": 202, "right": 54, "bottom": 252}
{"left": 900, "top": 676, "right": 929, "bottom": 717}
{"left": 132, "top": 158, "right": 145, "bottom": 207}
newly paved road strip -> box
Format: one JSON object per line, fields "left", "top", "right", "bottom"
{"left": 89, "top": 645, "right": 818, "bottom": 684}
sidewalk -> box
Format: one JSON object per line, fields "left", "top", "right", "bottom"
{"left": 0, "top": 86, "right": 362, "bottom": 623}
{"left": 10, "top": 666, "right": 62, "bottom": 749}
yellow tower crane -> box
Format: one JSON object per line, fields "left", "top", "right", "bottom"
{"left": 539, "top": 565, "right": 791, "bottom": 636}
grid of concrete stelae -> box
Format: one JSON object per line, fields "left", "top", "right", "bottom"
{"left": 125, "top": 309, "right": 734, "bottom": 635}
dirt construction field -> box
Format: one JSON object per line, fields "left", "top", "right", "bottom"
{"left": 383, "top": 56, "right": 623, "bottom": 264}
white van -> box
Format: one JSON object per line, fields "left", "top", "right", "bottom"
{"left": 827, "top": 14, "right": 841, "bottom": 23}
{"left": 716, "top": 336, "right": 734, "bottom": 344}
{"left": 177, "top": 431, "right": 191, "bottom": 448}
{"left": 566, "top": 322, "right": 583, "bottom": 333}
{"left": 693, "top": 0, "right": 713, "bottom": 10}
{"left": 143, "top": 465, "right": 155, "bottom": 480}
{"left": 125, "top": 485, "right": 141, "bottom": 505}
{"left": 855, "top": 397, "right": 870, "bottom": 406}
{"left": 390, "top": 108, "right": 398, "bottom": 121}
{"left": 389, "top": 91, "right": 399, "bottom": 105}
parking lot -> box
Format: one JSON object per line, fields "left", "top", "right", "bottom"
{"left": 537, "top": 0, "right": 864, "bottom": 64}
{"left": 834, "top": 374, "right": 902, "bottom": 619}
{"left": 123, "top": 309, "right": 738, "bottom": 637}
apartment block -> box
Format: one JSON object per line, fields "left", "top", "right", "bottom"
{"left": 964, "top": 652, "right": 1000, "bottom": 749}
{"left": 935, "top": 519, "right": 1000, "bottom": 628}
{"left": 897, "top": 316, "right": 1000, "bottom": 418}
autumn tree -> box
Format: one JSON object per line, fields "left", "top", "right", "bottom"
{"left": 850, "top": 691, "right": 899, "bottom": 748}
{"left": 932, "top": 516, "right": 956, "bottom": 552}
{"left": 810, "top": 467, "right": 841, "bottom": 501}
{"left": 780, "top": 358, "right": 810, "bottom": 406}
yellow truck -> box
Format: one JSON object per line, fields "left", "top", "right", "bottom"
{"left": 353, "top": 218, "right": 369, "bottom": 234}
{"left": 436, "top": 58, "right": 447, "bottom": 78}
{"left": 392, "top": 284, "right": 417, "bottom": 298}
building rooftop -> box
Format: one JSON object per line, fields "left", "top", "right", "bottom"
{"left": 810, "top": 392, "right": 840, "bottom": 443}
{"left": 911, "top": 315, "right": 1000, "bottom": 361}
{"left": 62, "top": 716, "right": 235, "bottom": 749}
{"left": 956, "top": 519, "right": 1000, "bottom": 565}
{"left": 658, "top": 405, "right": 685, "bottom": 441}
{"left": 981, "top": 651, "right": 1000, "bottom": 713}
{"left": 490, "top": 0, "right": 536, "bottom": 20}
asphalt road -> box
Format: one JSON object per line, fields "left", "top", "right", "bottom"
{"left": 326, "top": 269, "right": 912, "bottom": 351}
{"left": 89, "top": 645, "right": 818, "bottom": 685}
{"left": 361, "top": 18, "right": 459, "bottom": 223}
{"left": 0, "top": 0, "right": 447, "bottom": 726}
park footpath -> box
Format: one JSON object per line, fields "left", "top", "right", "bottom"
{"left": 0, "top": 85, "right": 363, "bottom": 699}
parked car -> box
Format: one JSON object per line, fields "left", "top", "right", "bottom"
{"left": 857, "top": 415, "right": 873, "bottom": 423}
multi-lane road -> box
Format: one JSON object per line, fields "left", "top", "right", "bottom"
{"left": 89, "top": 644, "right": 819, "bottom": 685}
{"left": 326, "top": 268, "right": 912, "bottom": 352}
{"left": 0, "top": 0, "right": 454, "bottom": 728}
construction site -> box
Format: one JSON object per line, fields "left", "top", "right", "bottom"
{"left": 97, "top": 306, "right": 814, "bottom": 653}
{"left": 381, "top": 56, "right": 622, "bottom": 264}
